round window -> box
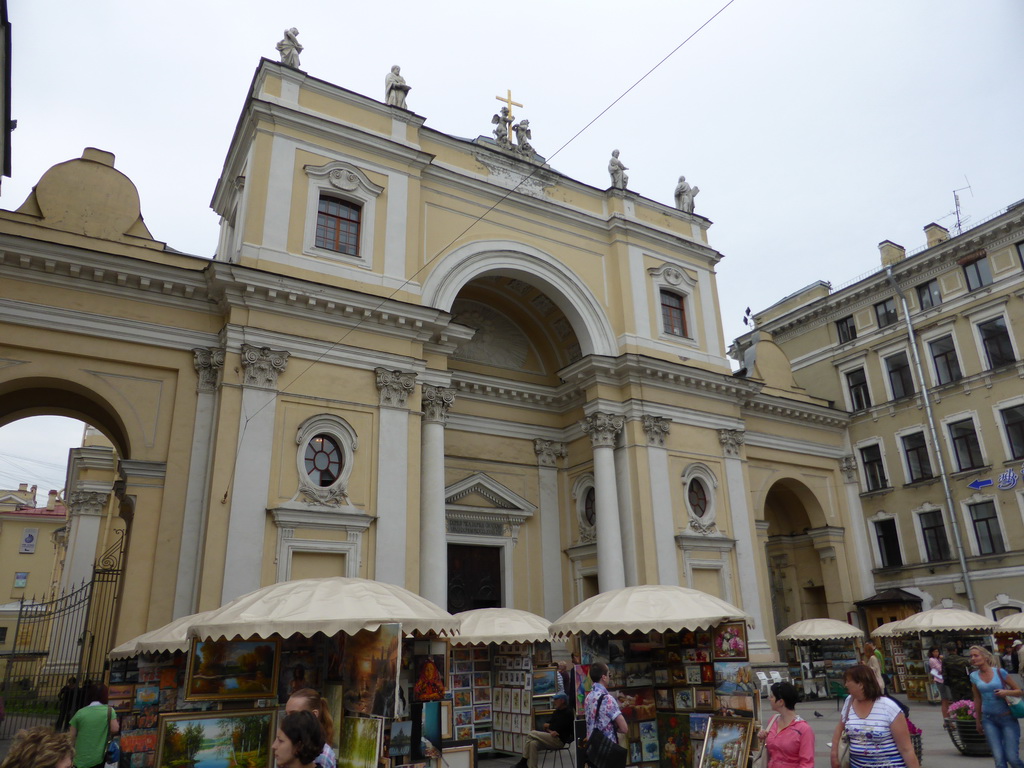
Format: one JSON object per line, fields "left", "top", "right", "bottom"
{"left": 688, "top": 479, "right": 708, "bottom": 518}
{"left": 584, "top": 487, "right": 596, "bottom": 527}
{"left": 304, "top": 434, "right": 342, "bottom": 487}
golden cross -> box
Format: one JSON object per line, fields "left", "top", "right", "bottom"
{"left": 495, "top": 89, "right": 523, "bottom": 121}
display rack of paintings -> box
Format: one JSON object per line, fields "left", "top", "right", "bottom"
{"left": 489, "top": 643, "right": 534, "bottom": 755}
{"left": 450, "top": 645, "right": 495, "bottom": 751}
{"left": 581, "top": 623, "right": 753, "bottom": 768}
{"left": 788, "top": 640, "right": 859, "bottom": 700}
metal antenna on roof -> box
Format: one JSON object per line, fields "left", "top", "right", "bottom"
{"left": 940, "top": 177, "right": 973, "bottom": 235}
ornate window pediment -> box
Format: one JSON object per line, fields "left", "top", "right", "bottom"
{"left": 445, "top": 472, "right": 535, "bottom": 542}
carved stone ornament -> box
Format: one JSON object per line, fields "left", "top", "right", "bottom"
{"left": 688, "top": 517, "right": 717, "bottom": 535}
{"left": 68, "top": 491, "right": 108, "bottom": 516}
{"left": 375, "top": 368, "right": 416, "bottom": 408}
{"left": 534, "top": 439, "right": 567, "bottom": 468}
{"left": 241, "top": 344, "right": 289, "bottom": 389}
{"left": 422, "top": 384, "right": 456, "bottom": 424}
{"left": 300, "top": 479, "right": 350, "bottom": 506}
{"left": 719, "top": 429, "right": 745, "bottom": 457}
{"left": 305, "top": 161, "right": 384, "bottom": 198}
{"left": 642, "top": 415, "right": 671, "bottom": 446}
{"left": 193, "top": 347, "right": 225, "bottom": 393}
{"left": 840, "top": 455, "right": 859, "bottom": 483}
{"left": 581, "top": 412, "right": 624, "bottom": 448}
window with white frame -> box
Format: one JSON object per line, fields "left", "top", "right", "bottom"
{"left": 874, "top": 518, "right": 902, "bottom": 567}
{"left": 303, "top": 160, "right": 383, "bottom": 266}
{"left": 660, "top": 290, "right": 688, "bottom": 337}
{"left": 929, "top": 335, "right": 962, "bottom": 385}
{"left": 682, "top": 463, "right": 719, "bottom": 533}
{"left": 968, "top": 500, "right": 1006, "bottom": 555}
{"left": 948, "top": 418, "right": 984, "bottom": 471}
{"left": 860, "top": 444, "right": 888, "bottom": 491}
{"left": 315, "top": 197, "right": 361, "bottom": 256}
{"left": 977, "top": 316, "right": 1015, "bottom": 369}
{"left": 1000, "top": 404, "right": 1024, "bottom": 461}
{"left": 918, "top": 509, "right": 951, "bottom": 562}
{"left": 901, "top": 432, "right": 933, "bottom": 482}
{"left": 846, "top": 368, "right": 871, "bottom": 411}
{"left": 648, "top": 264, "right": 697, "bottom": 344}
{"left": 885, "top": 352, "right": 915, "bottom": 400}
{"left": 295, "top": 414, "right": 358, "bottom": 505}
{"left": 573, "top": 475, "right": 597, "bottom": 542}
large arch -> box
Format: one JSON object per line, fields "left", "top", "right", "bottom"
{"left": 0, "top": 377, "right": 132, "bottom": 458}
{"left": 421, "top": 240, "right": 618, "bottom": 357}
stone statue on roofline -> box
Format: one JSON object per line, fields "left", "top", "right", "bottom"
{"left": 512, "top": 119, "right": 534, "bottom": 158}
{"left": 385, "top": 65, "right": 411, "bottom": 109}
{"left": 608, "top": 149, "right": 628, "bottom": 190}
{"left": 491, "top": 107, "right": 512, "bottom": 148}
{"left": 276, "top": 28, "right": 303, "bottom": 69}
{"left": 674, "top": 175, "right": 700, "bottom": 213}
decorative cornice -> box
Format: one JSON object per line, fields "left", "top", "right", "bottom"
{"left": 581, "top": 412, "right": 624, "bottom": 448}
{"left": 375, "top": 367, "right": 416, "bottom": 408}
{"left": 193, "top": 347, "right": 225, "bottom": 393}
{"left": 422, "top": 384, "right": 456, "bottom": 424}
{"left": 241, "top": 344, "right": 289, "bottom": 388}
{"left": 642, "top": 415, "right": 672, "bottom": 446}
{"left": 534, "top": 439, "right": 567, "bottom": 468}
{"left": 719, "top": 429, "right": 745, "bottom": 457}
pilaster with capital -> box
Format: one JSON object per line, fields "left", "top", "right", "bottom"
{"left": 375, "top": 368, "right": 416, "bottom": 408}
{"left": 534, "top": 439, "right": 567, "bottom": 468}
{"left": 719, "top": 429, "right": 745, "bottom": 457}
{"left": 581, "top": 413, "right": 624, "bottom": 447}
{"left": 535, "top": 439, "right": 567, "bottom": 618}
{"left": 642, "top": 415, "right": 671, "bottom": 446}
{"left": 240, "top": 344, "right": 289, "bottom": 388}
{"left": 420, "top": 384, "right": 456, "bottom": 605}
{"left": 193, "top": 347, "right": 225, "bottom": 392}
{"left": 642, "top": 415, "right": 677, "bottom": 584}
{"left": 840, "top": 455, "right": 858, "bottom": 483}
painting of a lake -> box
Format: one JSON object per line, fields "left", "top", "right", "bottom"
{"left": 156, "top": 709, "right": 276, "bottom": 768}
{"left": 186, "top": 638, "right": 280, "bottom": 700}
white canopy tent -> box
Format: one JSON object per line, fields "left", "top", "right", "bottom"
{"left": 109, "top": 610, "right": 217, "bottom": 659}
{"left": 777, "top": 618, "right": 864, "bottom": 642}
{"left": 451, "top": 608, "right": 551, "bottom": 645}
{"left": 188, "top": 576, "right": 460, "bottom": 640}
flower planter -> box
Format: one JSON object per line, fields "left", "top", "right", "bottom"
{"left": 946, "top": 718, "right": 993, "bottom": 757}
{"left": 910, "top": 733, "right": 923, "bottom": 765}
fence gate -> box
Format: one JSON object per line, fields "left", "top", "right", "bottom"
{"left": 0, "top": 529, "right": 124, "bottom": 738}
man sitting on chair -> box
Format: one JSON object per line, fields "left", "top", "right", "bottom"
{"left": 516, "top": 692, "right": 574, "bottom": 768}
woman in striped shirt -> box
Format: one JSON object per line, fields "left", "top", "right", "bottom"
{"left": 829, "top": 664, "right": 919, "bottom": 768}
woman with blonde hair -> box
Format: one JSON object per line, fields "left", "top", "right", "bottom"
{"left": 0, "top": 726, "right": 74, "bottom": 768}
{"left": 286, "top": 688, "right": 335, "bottom": 768}
{"left": 969, "top": 645, "right": 1024, "bottom": 768}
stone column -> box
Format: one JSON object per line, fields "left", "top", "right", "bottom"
{"left": 643, "top": 415, "right": 678, "bottom": 585}
{"left": 534, "top": 439, "right": 567, "bottom": 619}
{"left": 581, "top": 413, "right": 626, "bottom": 592}
{"left": 221, "top": 345, "right": 289, "bottom": 603}
{"left": 61, "top": 491, "right": 110, "bottom": 592}
{"left": 174, "top": 347, "right": 224, "bottom": 618}
{"left": 718, "top": 429, "right": 770, "bottom": 656}
{"left": 613, "top": 432, "right": 638, "bottom": 586}
{"left": 840, "top": 455, "right": 876, "bottom": 598}
{"left": 374, "top": 368, "right": 416, "bottom": 587}
{"left": 420, "top": 384, "right": 455, "bottom": 607}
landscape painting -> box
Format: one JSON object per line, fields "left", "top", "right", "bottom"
{"left": 156, "top": 709, "right": 275, "bottom": 768}
{"left": 186, "top": 638, "right": 279, "bottom": 700}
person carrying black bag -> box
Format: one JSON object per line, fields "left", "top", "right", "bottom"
{"left": 584, "top": 663, "right": 627, "bottom": 768}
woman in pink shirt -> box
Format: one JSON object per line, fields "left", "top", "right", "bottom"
{"left": 758, "top": 682, "right": 814, "bottom": 768}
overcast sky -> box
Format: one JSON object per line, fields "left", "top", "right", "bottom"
{"left": 2, "top": 0, "right": 1022, "bottom": 494}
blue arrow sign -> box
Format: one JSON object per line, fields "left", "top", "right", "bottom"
{"left": 968, "top": 479, "right": 993, "bottom": 490}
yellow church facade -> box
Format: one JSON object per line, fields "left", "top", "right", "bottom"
{"left": 0, "top": 59, "right": 869, "bottom": 659}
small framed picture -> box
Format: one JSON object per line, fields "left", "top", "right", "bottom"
{"left": 694, "top": 687, "right": 714, "bottom": 710}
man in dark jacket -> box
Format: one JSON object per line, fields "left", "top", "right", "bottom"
{"left": 516, "top": 692, "right": 574, "bottom": 768}
{"left": 942, "top": 643, "right": 973, "bottom": 703}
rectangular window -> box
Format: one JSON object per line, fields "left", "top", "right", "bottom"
{"left": 919, "top": 510, "right": 952, "bottom": 562}
{"left": 968, "top": 501, "right": 1005, "bottom": 555}
{"left": 836, "top": 316, "right": 857, "bottom": 344}
{"left": 860, "top": 444, "right": 888, "bottom": 491}
{"left": 315, "top": 196, "right": 361, "bottom": 255}
{"left": 978, "top": 317, "right": 1015, "bottom": 369}
{"left": 13, "top": 572, "right": 27, "bottom": 588}
{"left": 874, "top": 298, "right": 898, "bottom": 328}
{"left": 660, "top": 291, "right": 687, "bottom": 336}
{"left": 846, "top": 368, "right": 870, "bottom": 411}
{"left": 964, "top": 257, "right": 993, "bottom": 291}
{"left": 0, "top": 626, "right": 7, "bottom": 643}
{"left": 901, "top": 432, "right": 933, "bottom": 482}
{"left": 1002, "top": 405, "right": 1024, "bottom": 461}
{"left": 949, "top": 418, "right": 984, "bottom": 471}
{"left": 916, "top": 279, "right": 941, "bottom": 310}
{"left": 929, "top": 335, "right": 962, "bottom": 385}
{"left": 885, "top": 353, "right": 915, "bottom": 399}
{"left": 874, "top": 518, "right": 903, "bottom": 567}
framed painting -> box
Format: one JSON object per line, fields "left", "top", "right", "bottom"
{"left": 185, "top": 637, "right": 280, "bottom": 700}
{"left": 389, "top": 720, "right": 413, "bottom": 758}
{"left": 532, "top": 668, "right": 558, "bottom": 697}
{"left": 684, "top": 666, "right": 702, "bottom": 685}
{"left": 711, "top": 623, "right": 748, "bottom": 661}
{"left": 456, "top": 725, "right": 474, "bottom": 740}
{"left": 673, "top": 687, "right": 694, "bottom": 711}
{"left": 413, "top": 655, "right": 446, "bottom": 702}
{"left": 689, "top": 713, "right": 710, "bottom": 739}
{"left": 655, "top": 688, "right": 672, "bottom": 710}
{"left": 441, "top": 700, "right": 454, "bottom": 740}
{"left": 639, "top": 720, "right": 659, "bottom": 762}
{"left": 454, "top": 690, "right": 472, "bottom": 708}
{"left": 155, "top": 709, "right": 276, "bottom": 768}
{"left": 442, "top": 741, "right": 478, "bottom": 768}
{"left": 474, "top": 687, "right": 491, "bottom": 704}
{"left": 658, "top": 712, "right": 690, "bottom": 768}
{"left": 697, "top": 717, "right": 754, "bottom": 768}
{"left": 476, "top": 732, "right": 493, "bottom": 751}
{"left": 694, "top": 687, "right": 714, "bottom": 710}
{"left": 341, "top": 715, "right": 385, "bottom": 768}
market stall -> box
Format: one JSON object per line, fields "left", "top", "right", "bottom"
{"left": 872, "top": 607, "right": 995, "bottom": 701}
{"left": 776, "top": 619, "right": 863, "bottom": 701}
{"left": 550, "top": 585, "right": 754, "bottom": 768}
{"left": 111, "top": 577, "right": 461, "bottom": 768}
{"left": 449, "top": 607, "right": 554, "bottom": 757}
